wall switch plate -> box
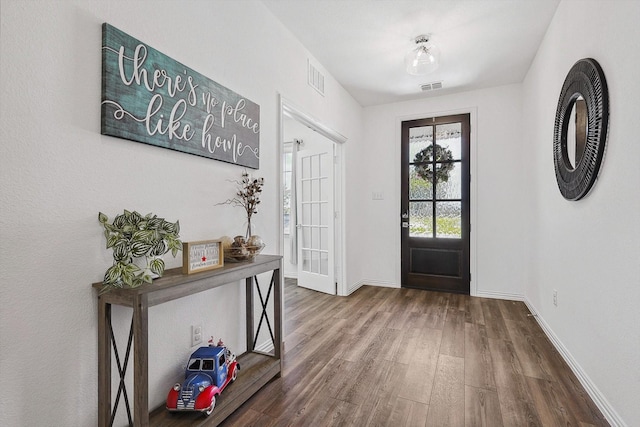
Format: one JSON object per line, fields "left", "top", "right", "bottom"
{"left": 372, "top": 191, "right": 384, "bottom": 200}
{"left": 191, "top": 323, "right": 203, "bottom": 347}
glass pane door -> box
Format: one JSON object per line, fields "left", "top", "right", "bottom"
{"left": 401, "top": 114, "right": 470, "bottom": 294}
{"left": 408, "top": 123, "right": 463, "bottom": 238}
{"left": 297, "top": 146, "right": 335, "bottom": 295}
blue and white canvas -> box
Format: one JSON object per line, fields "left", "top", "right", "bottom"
{"left": 101, "top": 23, "right": 260, "bottom": 169}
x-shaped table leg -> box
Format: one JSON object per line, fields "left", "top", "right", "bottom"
{"left": 108, "top": 316, "right": 134, "bottom": 426}
{"left": 252, "top": 273, "right": 276, "bottom": 351}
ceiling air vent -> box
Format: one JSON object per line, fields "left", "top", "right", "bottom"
{"left": 421, "top": 81, "right": 443, "bottom": 91}
{"left": 308, "top": 60, "right": 325, "bottom": 96}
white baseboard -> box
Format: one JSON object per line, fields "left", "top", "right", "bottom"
{"left": 348, "top": 279, "right": 399, "bottom": 295}
{"left": 475, "top": 289, "right": 525, "bottom": 301}
{"left": 523, "top": 299, "right": 626, "bottom": 427}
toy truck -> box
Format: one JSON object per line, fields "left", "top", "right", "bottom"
{"left": 166, "top": 341, "right": 240, "bottom": 416}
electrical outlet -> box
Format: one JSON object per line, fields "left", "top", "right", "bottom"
{"left": 191, "top": 323, "right": 203, "bottom": 347}
{"left": 553, "top": 290, "right": 558, "bottom": 307}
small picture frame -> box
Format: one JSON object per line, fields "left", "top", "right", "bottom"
{"left": 182, "top": 240, "right": 224, "bottom": 274}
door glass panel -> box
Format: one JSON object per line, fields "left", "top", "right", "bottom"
{"left": 312, "top": 226, "right": 319, "bottom": 249}
{"left": 302, "top": 203, "right": 311, "bottom": 224}
{"left": 302, "top": 157, "right": 311, "bottom": 179}
{"left": 320, "top": 252, "right": 328, "bottom": 276}
{"left": 319, "top": 179, "right": 326, "bottom": 201}
{"left": 409, "top": 126, "right": 433, "bottom": 160}
{"left": 435, "top": 123, "right": 462, "bottom": 160}
{"left": 320, "top": 227, "right": 328, "bottom": 251}
{"left": 435, "top": 162, "right": 462, "bottom": 200}
{"left": 311, "top": 251, "right": 319, "bottom": 273}
{"left": 302, "top": 180, "right": 311, "bottom": 202}
{"left": 302, "top": 250, "right": 311, "bottom": 272}
{"left": 320, "top": 202, "right": 328, "bottom": 225}
{"left": 311, "top": 155, "right": 320, "bottom": 178}
{"left": 302, "top": 226, "right": 311, "bottom": 249}
{"left": 312, "top": 203, "right": 320, "bottom": 225}
{"left": 410, "top": 201, "right": 433, "bottom": 237}
{"left": 312, "top": 179, "right": 319, "bottom": 201}
{"left": 436, "top": 202, "right": 462, "bottom": 238}
{"left": 409, "top": 165, "right": 433, "bottom": 200}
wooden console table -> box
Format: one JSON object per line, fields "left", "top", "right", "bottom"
{"left": 93, "top": 255, "right": 283, "bottom": 427}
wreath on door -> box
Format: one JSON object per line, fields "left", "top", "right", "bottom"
{"left": 414, "top": 144, "right": 454, "bottom": 184}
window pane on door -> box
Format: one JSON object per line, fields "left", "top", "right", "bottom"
{"left": 320, "top": 178, "right": 328, "bottom": 201}
{"left": 436, "top": 202, "right": 462, "bottom": 238}
{"left": 435, "top": 123, "right": 462, "bottom": 160}
{"left": 435, "top": 162, "right": 462, "bottom": 199}
{"left": 302, "top": 226, "right": 311, "bottom": 247}
{"left": 409, "top": 165, "right": 433, "bottom": 200}
{"left": 320, "top": 252, "right": 328, "bottom": 276}
{"left": 320, "top": 227, "right": 328, "bottom": 250}
{"left": 302, "top": 180, "right": 311, "bottom": 202}
{"left": 312, "top": 203, "right": 320, "bottom": 225}
{"left": 409, "top": 126, "right": 433, "bottom": 159}
{"left": 312, "top": 179, "right": 320, "bottom": 201}
{"left": 311, "top": 251, "right": 319, "bottom": 274}
{"left": 410, "top": 201, "right": 433, "bottom": 237}
{"left": 311, "top": 155, "right": 320, "bottom": 177}
{"left": 302, "top": 250, "right": 311, "bottom": 272}
{"left": 302, "top": 203, "right": 311, "bottom": 224}
{"left": 302, "top": 157, "right": 311, "bottom": 179}
{"left": 320, "top": 202, "right": 328, "bottom": 225}
{"left": 312, "top": 226, "right": 319, "bottom": 249}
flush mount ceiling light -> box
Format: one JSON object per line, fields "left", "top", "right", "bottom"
{"left": 405, "top": 35, "right": 440, "bottom": 75}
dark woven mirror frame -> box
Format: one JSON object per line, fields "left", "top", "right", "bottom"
{"left": 553, "top": 58, "right": 609, "bottom": 201}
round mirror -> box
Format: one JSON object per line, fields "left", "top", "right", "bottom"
{"left": 553, "top": 59, "right": 609, "bottom": 201}
{"left": 565, "top": 95, "right": 587, "bottom": 169}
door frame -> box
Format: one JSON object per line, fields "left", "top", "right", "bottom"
{"left": 277, "top": 95, "right": 348, "bottom": 296}
{"left": 395, "top": 108, "right": 478, "bottom": 296}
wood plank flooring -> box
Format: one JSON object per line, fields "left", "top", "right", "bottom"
{"left": 221, "top": 280, "right": 608, "bottom": 426}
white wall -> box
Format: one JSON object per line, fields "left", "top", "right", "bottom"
{"left": 0, "top": 1, "right": 361, "bottom": 425}
{"left": 360, "top": 84, "right": 525, "bottom": 297}
{"left": 3, "top": 0, "right": 637, "bottom": 425}
{"left": 522, "top": 1, "right": 640, "bottom": 425}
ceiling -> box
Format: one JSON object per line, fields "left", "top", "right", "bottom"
{"left": 261, "top": 0, "right": 560, "bottom": 107}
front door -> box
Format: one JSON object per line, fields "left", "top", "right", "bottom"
{"left": 401, "top": 114, "right": 470, "bottom": 294}
{"left": 296, "top": 146, "right": 335, "bottom": 295}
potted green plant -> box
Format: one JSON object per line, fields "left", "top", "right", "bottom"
{"left": 98, "top": 210, "right": 182, "bottom": 290}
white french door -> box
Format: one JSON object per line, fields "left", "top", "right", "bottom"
{"left": 296, "top": 146, "right": 335, "bottom": 295}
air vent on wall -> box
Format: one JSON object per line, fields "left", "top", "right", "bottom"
{"left": 308, "top": 60, "right": 325, "bottom": 96}
{"left": 421, "top": 81, "right": 443, "bottom": 91}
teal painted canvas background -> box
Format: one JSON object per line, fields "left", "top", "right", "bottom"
{"left": 101, "top": 23, "right": 260, "bottom": 169}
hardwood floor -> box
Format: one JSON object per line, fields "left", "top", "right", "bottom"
{"left": 221, "top": 280, "right": 608, "bottom": 426}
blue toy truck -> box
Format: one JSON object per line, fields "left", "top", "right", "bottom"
{"left": 166, "top": 341, "right": 240, "bottom": 416}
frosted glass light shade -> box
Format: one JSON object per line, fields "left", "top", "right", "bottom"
{"left": 405, "top": 43, "right": 440, "bottom": 75}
